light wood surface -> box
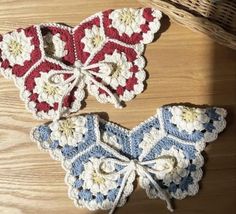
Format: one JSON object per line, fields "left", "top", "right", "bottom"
{"left": 0, "top": 1, "right": 235, "bottom": 214}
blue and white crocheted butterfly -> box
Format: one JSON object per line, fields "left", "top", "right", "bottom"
{"left": 31, "top": 105, "right": 227, "bottom": 213}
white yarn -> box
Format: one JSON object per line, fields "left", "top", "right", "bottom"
{"left": 96, "top": 157, "right": 175, "bottom": 214}
{"left": 47, "top": 61, "right": 122, "bottom": 121}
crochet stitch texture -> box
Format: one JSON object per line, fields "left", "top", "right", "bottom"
{"left": 31, "top": 105, "right": 227, "bottom": 213}
{"left": 0, "top": 8, "right": 162, "bottom": 120}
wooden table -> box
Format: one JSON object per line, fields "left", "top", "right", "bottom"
{"left": 0, "top": 1, "right": 235, "bottom": 214}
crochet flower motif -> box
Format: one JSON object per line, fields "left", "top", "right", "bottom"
{"left": 80, "top": 158, "right": 119, "bottom": 195}
{"left": 31, "top": 105, "right": 227, "bottom": 213}
{"left": 0, "top": 8, "right": 162, "bottom": 119}
{"left": 109, "top": 8, "right": 146, "bottom": 36}
{"left": 33, "top": 71, "right": 67, "bottom": 105}
{"left": 170, "top": 106, "right": 210, "bottom": 134}
{"left": 101, "top": 51, "right": 132, "bottom": 89}
{"left": 0, "top": 30, "right": 34, "bottom": 66}
{"left": 50, "top": 116, "right": 87, "bottom": 146}
{"left": 81, "top": 25, "right": 105, "bottom": 53}
{"left": 153, "top": 146, "right": 189, "bottom": 185}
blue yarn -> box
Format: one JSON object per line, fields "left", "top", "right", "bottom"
{"left": 61, "top": 145, "right": 78, "bottom": 159}
{"left": 38, "top": 125, "right": 51, "bottom": 141}
{"left": 179, "top": 175, "right": 193, "bottom": 191}
{"left": 78, "top": 189, "right": 92, "bottom": 201}
{"left": 188, "top": 164, "right": 197, "bottom": 172}
{"left": 73, "top": 179, "right": 84, "bottom": 188}
{"left": 143, "top": 137, "right": 196, "bottom": 162}
{"left": 206, "top": 108, "right": 220, "bottom": 121}
{"left": 71, "top": 160, "right": 84, "bottom": 176}
{"left": 96, "top": 193, "right": 105, "bottom": 203}
{"left": 49, "top": 140, "right": 59, "bottom": 149}
{"left": 169, "top": 182, "right": 177, "bottom": 193}
{"left": 107, "top": 189, "right": 119, "bottom": 202}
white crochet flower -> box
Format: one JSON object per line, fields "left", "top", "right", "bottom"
{"left": 0, "top": 30, "right": 34, "bottom": 66}
{"left": 109, "top": 8, "right": 146, "bottom": 36}
{"left": 81, "top": 25, "right": 105, "bottom": 53}
{"left": 33, "top": 71, "right": 67, "bottom": 106}
{"left": 80, "top": 158, "right": 119, "bottom": 195}
{"left": 50, "top": 116, "right": 87, "bottom": 146}
{"left": 153, "top": 146, "right": 189, "bottom": 185}
{"left": 44, "top": 33, "right": 68, "bottom": 58}
{"left": 99, "top": 50, "right": 132, "bottom": 89}
{"left": 170, "top": 106, "right": 210, "bottom": 134}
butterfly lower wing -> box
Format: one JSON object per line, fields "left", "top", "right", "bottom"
{"left": 31, "top": 114, "right": 135, "bottom": 211}
{"left": 130, "top": 105, "right": 226, "bottom": 201}
{"left": 66, "top": 146, "right": 135, "bottom": 210}
{"left": 138, "top": 146, "right": 204, "bottom": 200}
{"left": 21, "top": 59, "right": 85, "bottom": 119}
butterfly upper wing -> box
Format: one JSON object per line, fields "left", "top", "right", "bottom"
{"left": 0, "top": 25, "right": 42, "bottom": 82}
{"left": 130, "top": 105, "right": 226, "bottom": 200}
{"left": 0, "top": 23, "right": 87, "bottom": 119}
{"left": 40, "top": 24, "right": 76, "bottom": 65}
{"left": 31, "top": 114, "right": 135, "bottom": 211}
{"left": 73, "top": 8, "right": 162, "bottom": 105}
{"left": 102, "top": 8, "right": 162, "bottom": 45}
{"left": 161, "top": 105, "right": 227, "bottom": 151}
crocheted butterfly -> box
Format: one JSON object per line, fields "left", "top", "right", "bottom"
{"left": 0, "top": 8, "right": 162, "bottom": 120}
{"left": 31, "top": 105, "right": 227, "bottom": 213}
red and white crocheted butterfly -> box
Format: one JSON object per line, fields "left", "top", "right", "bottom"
{"left": 0, "top": 8, "right": 162, "bottom": 119}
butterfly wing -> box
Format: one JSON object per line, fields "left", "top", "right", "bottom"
{"left": 31, "top": 114, "right": 135, "bottom": 211}
{"left": 0, "top": 25, "right": 42, "bottom": 82}
{"left": 130, "top": 105, "right": 226, "bottom": 200}
{"left": 0, "top": 23, "right": 86, "bottom": 119}
{"left": 73, "top": 8, "right": 162, "bottom": 105}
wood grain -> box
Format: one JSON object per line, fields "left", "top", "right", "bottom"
{"left": 0, "top": 0, "right": 235, "bottom": 214}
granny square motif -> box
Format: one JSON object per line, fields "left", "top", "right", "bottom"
{"left": 31, "top": 105, "right": 227, "bottom": 213}
{"left": 0, "top": 8, "right": 162, "bottom": 120}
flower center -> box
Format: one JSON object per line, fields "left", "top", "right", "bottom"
{"left": 43, "top": 82, "right": 59, "bottom": 96}
{"left": 110, "top": 63, "right": 122, "bottom": 78}
{"left": 120, "top": 10, "right": 135, "bottom": 26}
{"left": 155, "top": 155, "right": 177, "bottom": 172}
{"left": 181, "top": 108, "right": 199, "bottom": 123}
{"left": 91, "top": 35, "right": 103, "bottom": 48}
{"left": 92, "top": 172, "right": 105, "bottom": 184}
{"left": 59, "top": 119, "right": 76, "bottom": 138}
{"left": 8, "top": 40, "right": 23, "bottom": 57}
